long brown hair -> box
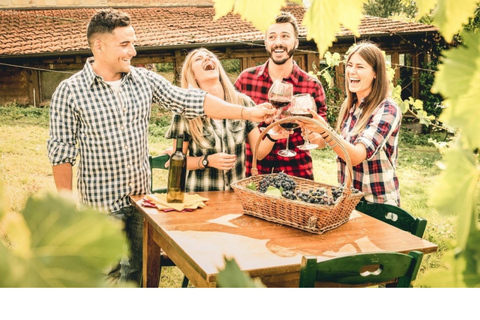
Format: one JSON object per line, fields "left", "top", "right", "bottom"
{"left": 336, "top": 41, "right": 390, "bottom": 135}
{"left": 181, "top": 48, "right": 252, "bottom": 145}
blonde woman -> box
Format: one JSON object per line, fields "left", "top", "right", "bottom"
{"left": 166, "top": 48, "right": 288, "bottom": 191}
{"left": 302, "top": 41, "right": 402, "bottom": 206}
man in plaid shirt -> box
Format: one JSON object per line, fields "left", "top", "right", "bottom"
{"left": 47, "top": 8, "right": 274, "bottom": 286}
{"left": 235, "top": 11, "right": 327, "bottom": 179}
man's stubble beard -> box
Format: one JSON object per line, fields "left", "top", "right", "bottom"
{"left": 267, "top": 46, "right": 296, "bottom": 65}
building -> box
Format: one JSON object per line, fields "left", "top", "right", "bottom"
{"left": 0, "top": 3, "right": 439, "bottom": 106}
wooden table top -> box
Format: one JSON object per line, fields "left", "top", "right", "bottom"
{"left": 131, "top": 191, "right": 438, "bottom": 286}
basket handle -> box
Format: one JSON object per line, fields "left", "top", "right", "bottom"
{"left": 251, "top": 116, "right": 354, "bottom": 191}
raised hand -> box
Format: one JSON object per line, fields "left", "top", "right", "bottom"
{"left": 298, "top": 109, "right": 330, "bottom": 134}
{"left": 248, "top": 103, "right": 276, "bottom": 123}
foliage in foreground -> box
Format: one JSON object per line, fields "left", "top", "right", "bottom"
{"left": 0, "top": 186, "right": 128, "bottom": 288}
{"left": 216, "top": 257, "right": 265, "bottom": 288}
{"left": 215, "top": 0, "right": 480, "bottom": 287}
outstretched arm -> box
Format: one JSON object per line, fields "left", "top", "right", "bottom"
{"left": 203, "top": 94, "right": 275, "bottom": 123}
{"left": 300, "top": 110, "right": 367, "bottom": 166}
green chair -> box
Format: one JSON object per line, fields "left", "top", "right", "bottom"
{"left": 355, "top": 200, "right": 427, "bottom": 238}
{"left": 148, "top": 154, "right": 189, "bottom": 288}
{"left": 299, "top": 251, "right": 423, "bottom": 288}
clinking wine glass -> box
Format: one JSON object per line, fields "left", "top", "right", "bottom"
{"left": 266, "top": 80, "right": 294, "bottom": 139}
{"left": 291, "top": 93, "right": 319, "bottom": 150}
{"left": 268, "top": 80, "right": 293, "bottom": 120}
{"left": 276, "top": 96, "right": 300, "bottom": 158}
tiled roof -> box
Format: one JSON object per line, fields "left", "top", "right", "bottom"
{"left": 0, "top": 6, "right": 437, "bottom": 57}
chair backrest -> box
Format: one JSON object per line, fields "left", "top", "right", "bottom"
{"left": 299, "top": 251, "right": 423, "bottom": 288}
{"left": 356, "top": 201, "right": 427, "bottom": 237}
{"left": 149, "top": 154, "right": 170, "bottom": 193}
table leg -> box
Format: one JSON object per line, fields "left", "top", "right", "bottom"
{"left": 143, "top": 219, "right": 161, "bottom": 287}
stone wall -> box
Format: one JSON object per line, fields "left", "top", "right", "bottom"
{"left": 0, "top": 0, "right": 214, "bottom": 8}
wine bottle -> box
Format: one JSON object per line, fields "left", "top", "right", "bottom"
{"left": 167, "top": 135, "right": 187, "bottom": 203}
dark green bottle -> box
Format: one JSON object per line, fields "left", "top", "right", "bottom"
{"left": 167, "top": 135, "right": 187, "bottom": 203}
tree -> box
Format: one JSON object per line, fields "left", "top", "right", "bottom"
{"left": 363, "top": 0, "right": 417, "bottom": 18}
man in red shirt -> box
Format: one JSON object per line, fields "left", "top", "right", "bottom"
{"left": 235, "top": 11, "right": 327, "bottom": 179}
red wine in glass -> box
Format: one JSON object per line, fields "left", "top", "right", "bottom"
{"left": 291, "top": 112, "right": 313, "bottom": 118}
{"left": 279, "top": 122, "right": 300, "bottom": 130}
{"left": 269, "top": 97, "right": 291, "bottom": 109}
{"left": 291, "top": 94, "right": 319, "bottom": 151}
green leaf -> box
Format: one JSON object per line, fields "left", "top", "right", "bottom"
{"left": 321, "top": 71, "right": 333, "bottom": 87}
{"left": 428, "top": 144, "right": 479, "bottom": 251}
{"left": 246, "top": 182, "right": 257, "bottom": 191}
{"left": 265, "top": 186, "right": 282, "bottom": 197}
{"left": 213, "top": 0, "right": 235, "bottom": 19}
{"left": 303, "top": 0, "right": 367, "bottom": 57}
{"left": 415, "top": 0, "right": 438, "bottom": 18}
{"left": 0, "top": 192, "right": 128, "bottom": 287}
{"left": 216, "top": 257, "right": 265, "bottom": 287}
{"left": 0, "top": 181, "right": 5, "bottom": 221}
{"left": 1, "top": 211, "right": 31, "bottom": 259}
{"left": 429, "top": 0, "right": 478, "bottom": 43}
{"left": 417, "top": 250, "right": 468, "bottom": 287}
{"left": 214, "top": 0, "right": 287, "bottom": 32}
{"left": 433, "top": 31, "right": 480, "bottom": 148}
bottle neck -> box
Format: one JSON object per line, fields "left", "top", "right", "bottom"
{"left": 175, "top": 138, "right": 183, "bottom": 151}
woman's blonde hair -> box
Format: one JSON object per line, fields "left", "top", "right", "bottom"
{"left": 336, "top": 41, "right": 390, "bottom": 135}
{"left": 180, "top": 48, "right": 252, "bottom": 145}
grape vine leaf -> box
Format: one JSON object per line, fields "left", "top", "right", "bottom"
{"left": 303, "top": 0, "right": 367, "bottom": 58}
{"left": 1, "top": 211, "right": 31, "bottom": 259}
{"left": 415, "top": 0, "right": 437, "bottom": 18}
{"left": 416, "top": 0, "right": 478, "bottom": 42}
{"left": 216, "top": 256, "right": 265, "bottom": 287}
{"left": 0, "top": 182, "right": 31, "bottom": 259}
{"left": 0, "top": 181, "right": 5, "bottom": 221}
{"left": 429, "top": 144, "right": 479, "bottom": 251}
{"left": 0, "top": 192, "right": 128, "bottom": 287}
{"left": 417, "top": 249, "right": 468, "bottom": 287}
{"left": 433, "top": 31, "right": 480, "bottom": 148}
{"left": 213, "top": 0, "right": 288, "bottom": 32}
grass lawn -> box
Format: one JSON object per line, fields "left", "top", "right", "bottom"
{"left": 0, "top": 105, "right": 455, "bottom": 287}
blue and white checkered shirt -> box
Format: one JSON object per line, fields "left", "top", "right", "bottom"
{"left": 47, "top": 58, "right": 207, "bottom": 212}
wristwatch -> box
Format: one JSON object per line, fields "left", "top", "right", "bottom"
{"left": 202, "top": 155, "right": 209, "bottom": 168}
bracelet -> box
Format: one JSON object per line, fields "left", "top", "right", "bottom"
{"left": 324, "top": 136, "right": 333, "bottom": 144}
{"left": 265, "top": 133, "right": 276, "bottom": 142}
{"left": 198, "top": 156, "right": 204, "bottom": 169}
{"left": 241, "top": 106, "right": 245, "bottom": 120}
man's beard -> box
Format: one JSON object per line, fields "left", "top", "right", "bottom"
{"left": 268, "top": 46, "right": 295, "bottom": 65}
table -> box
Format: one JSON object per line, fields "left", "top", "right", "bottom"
{"left": 131, "top": 191, "right": 438, "bottom": 288}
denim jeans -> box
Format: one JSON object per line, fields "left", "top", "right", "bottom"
{"left": 108, "top": 205, "right": 143, "bottom": 287}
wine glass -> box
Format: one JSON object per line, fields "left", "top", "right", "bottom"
{"left": 291, "top": 93, "right": 319, "bottom": 150}
{"left": 276, "top": 95, "right": 299, "bottom": 158}
{"left": 268, "top": 80, "right": 293, "bottom": 120}
{"left": 266, "top": 80, "right": 293, "bottom": 139}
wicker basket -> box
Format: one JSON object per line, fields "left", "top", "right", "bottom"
{"left": 231, "top": 116, "right": 364, "bottom": 234}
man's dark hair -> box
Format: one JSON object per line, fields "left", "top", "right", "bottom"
{"left": 275, "top": 11, "right": 299, "bottom": 38}
{"left": 87, "top": 8, "right": 131, "bottom": 46}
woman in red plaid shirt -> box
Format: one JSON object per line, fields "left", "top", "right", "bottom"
{"left": 302, "top": 41, "right": 402, "bottom": 206}
{"left": 235, "top": 11, "right": 327, "bottom": 180}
